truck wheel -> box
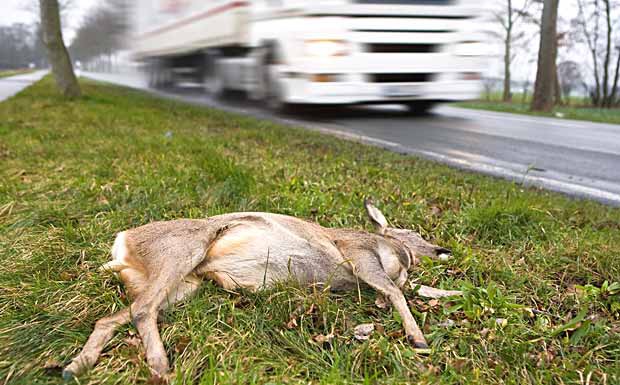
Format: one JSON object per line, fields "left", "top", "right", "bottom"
{"left": 148, "top": 60, "right": 171, "bottom": 89}
{"left": 404, "top": 101, "right": 436, "bottom": 116}
{"left": 255, "top": 46, "right": 291, "bottom": 113}
{"left": 203, "top": 53, "right": 225, "bottom": 97}
{"left": 262, "top": 64, "right": 287, "bottom": 112}
{"left": 147, "top": 61, "right": 158, "bottom": 88}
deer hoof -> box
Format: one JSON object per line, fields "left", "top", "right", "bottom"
{"left": 148, "top": 371, "right": 171, "bottom": 385}
{"left": 406, "top": 335, "right": 429, "bottom": 349}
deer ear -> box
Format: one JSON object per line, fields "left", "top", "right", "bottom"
{"left": 364, "top": 199, "right": 388, "bottom": 234}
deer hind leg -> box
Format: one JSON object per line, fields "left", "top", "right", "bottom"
{"left": 129, "top": 252, "right": 206, "bottom": 380}
{"left": 159, "top": 273, "right": 202, "bottom": 310}
{"left": 129, "top": 273, "right": 195, "bottom": 381}
{"left": 63, "top": 267, "right": 147, "bottom": 379}
{"left": 63, "top": 308, "right": 131, "bottom": 380}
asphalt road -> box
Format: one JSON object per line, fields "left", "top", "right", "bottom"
{"left": 75, "top": 71, "right": 620, "bottom": 206}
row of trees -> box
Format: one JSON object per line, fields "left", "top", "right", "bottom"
{"left": 0, "top": 23, "right": 47, "bottom": 70}
{"left": 36, "top": 0, "right": 127, "bottom": 98}
{"left": 495, "top": 0, "right": 620, "bottom": 109}
{"left": 38, "top": 0, "right": 582, "bottom": 112}
{"left": 69, "top": 0, "right": 128, "bottom": 69}
{"left": 574, "top": 0, "right": 620, "bottom": 107}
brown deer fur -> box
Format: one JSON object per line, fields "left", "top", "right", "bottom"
{"left": 63, "top": 201, "right": 460, "bottom": 381}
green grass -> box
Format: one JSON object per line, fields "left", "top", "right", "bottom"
{"left": 457, "top": 92, "right": 620, "bottom": 125}
{"left": 1, "top": 77, "right": 619, "bottom": 385}
{"left": 0, "top": 69, "right": 36, "bottom": 79}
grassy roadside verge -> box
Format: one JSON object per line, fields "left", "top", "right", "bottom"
{"left": 0, "top": 69, "right": 36, "bottom": 79}
{"left": 456, "top": 98, "right": 620, "bottom": 125}
{"left": 1, "top": 77, "right": 619, "bottom": 384}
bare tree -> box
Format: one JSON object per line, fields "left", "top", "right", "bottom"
{"left": 531, "top": 0, "right": 559, "bottom": 112}
{"left": 574, "top": 0, "right": 620, "bottom": 107}
{"left": 611, "top": 44, "right": 620, "bottom": 105}
{"left": 493, "top": 0, "right": 533, "bottom": 102}
{"left": 70, "top": 0, "right": 129, "bottom": 70}
{"left": 39, "top": 0, "right": 81, "bottom": 98}
{"left": 558, "top": 61, "right": 581, "bottom": 104}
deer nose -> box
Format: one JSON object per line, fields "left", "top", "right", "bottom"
{"left": 435, "top": 247, "right": 451, "bottom": 255}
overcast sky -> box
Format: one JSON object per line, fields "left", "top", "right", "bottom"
{"left": 0, "top": 0, "right": 601, "bottom": 82}
{"left": 0, "top": 0, "right": 100, "bottom": 41}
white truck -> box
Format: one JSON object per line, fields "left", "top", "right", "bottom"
{"left": 133, "top": 0, "right": 486, "bottom": 113}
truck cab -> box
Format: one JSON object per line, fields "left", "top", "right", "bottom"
{"left": 135, "top": 0, "right": 487, "bottom": 112}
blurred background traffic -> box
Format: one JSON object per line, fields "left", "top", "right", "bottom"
{"left": 4, "top": 0, "right": 615, "bottom": 113}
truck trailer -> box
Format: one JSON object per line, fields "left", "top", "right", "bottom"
{"left": 133, "top": 0, "right": 486, "bottom": 112}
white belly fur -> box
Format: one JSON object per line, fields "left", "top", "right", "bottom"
{"left": 202, "top": 222, "right": 352, "bottom": 290}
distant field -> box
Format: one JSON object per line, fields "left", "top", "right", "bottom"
{"left": 0, "top": 69, "right": 35, "bottom": 79}
{"left": 1, "top": 77, "right": 619, "bottom": 384}
{"left": 457, "top": 92, "right": 620, "bottom": 125}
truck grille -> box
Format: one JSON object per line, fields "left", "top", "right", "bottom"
{"left": 370, "top": 73, "right": 433, "bottom": 83}
{"left": 366, "top": 43, "right": 440, "bottom": 53}
{"left": 354, "top": 0, "right": 454, "bottom": 4}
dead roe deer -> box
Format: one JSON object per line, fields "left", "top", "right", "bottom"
{"left": 63, "top": 200, "right": 461, "bottom": 381}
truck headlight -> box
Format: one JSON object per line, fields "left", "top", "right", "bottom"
{"left": 305, "top": 40, "right": 349, "bottom": 57}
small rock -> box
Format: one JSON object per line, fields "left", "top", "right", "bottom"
{"left": 438, "top": 319, "right": 455, "bottom": 328}
{"left": 354, "top": 323, "right": 375, "bottom": 341}
{"left": 495, "top": 318, "right": 508, "bottom": 328}
{"left": 165, "top": 131, "right": 173, "bottom": 138}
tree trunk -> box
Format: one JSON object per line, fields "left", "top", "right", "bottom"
{"left": 503, "top": 36, "right": 512, "bottom": 102}
{"left": 502, "top": 0, "right": 513, "bottom": 102}
{"left": 39, "top": 0, "right": 81, "bottom": 98}
{"left": 591, "top": 45, "right": 602, "bottom": 106}
{"left": 602, "top": 0, "right": 612, "bottom": 106}
{"left": 531, "top": 0, "right": 559, "bottom": 112}
{"left": 611, "top": 47, "right": 620, "bottom": 105}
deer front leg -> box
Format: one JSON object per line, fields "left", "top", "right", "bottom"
{"left": 351, "top": 251, "right": 428, "bottom": 349}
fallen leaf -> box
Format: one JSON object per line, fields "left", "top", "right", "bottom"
{"left": 175, "top": 336, "right": 191, "bottom": 354}
{"left": 354, "top": 323, "right": 375, "bottom": 341}
{"left": 43, "top": 358, "right": 63, "bottom": 375}
{"left": 286, "top": 318, "right": 298, "bottom": 329}
{"left": 305, "top": 303, "right": 316, "bottom": 315}
{"left": 124, "top": 336, "right": 141, "bottom": 348}
{"left": 428, "top": 299, "right": 440, "bottom": 308}
{"left": 375, "top": 295, "right": 390, "bottom": 309}
{"left": 387, "top": 330, "right": 403, "bottom": 339}
{"left": 452, "top": 358, "right": 468, "bottom": 372}
{"left": 43, "top": 359, "right": 61, "bottom": 369}
{"left": 375, "top": 324, "right": 385, "bottom": 334}
{"left": 59, "top": 272, "right": 76, "bottom": 281}
{"left": 312, "top": 333, "right": 334, "bottom": 344}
